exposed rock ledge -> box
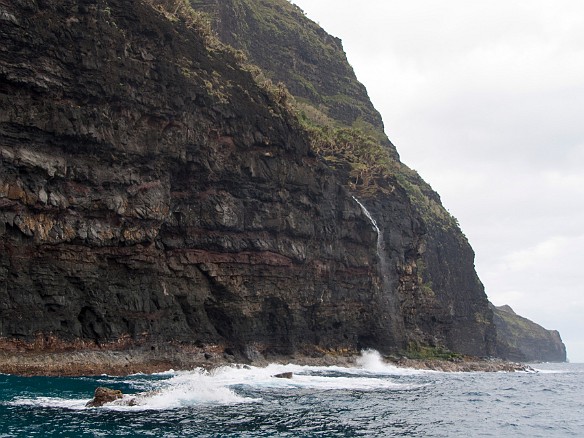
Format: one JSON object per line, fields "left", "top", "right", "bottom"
{"left": 0, "top": 347, "right": 532, "bottom": 376}
{"left": 387, "top": 357, "right": 534, "bottom": 373}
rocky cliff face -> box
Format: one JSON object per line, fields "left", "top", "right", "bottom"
{"left": 190, "top": 0, "right": 388, "bottom": 137}
{"left": 0, "top": 0, "right": 518, "bottom": 362}
{"left": 192, "top": 0, "right": 497, "bottom": 357}
{"left": 0, "top": 0, "right": 405, "bottom": 356}
{"left": 492, "top": 305, "right": 567, "bottom": 362}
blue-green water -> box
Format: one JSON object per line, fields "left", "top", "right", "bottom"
{"left": 0, "top": 352, "right": 582, "bottom": 437}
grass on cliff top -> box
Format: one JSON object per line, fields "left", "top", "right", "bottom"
{"left": 142, "top": 0, "right": 293, "bottom": 109}
{"left": 297, "top": 109, "right": 462, "bottom": 232}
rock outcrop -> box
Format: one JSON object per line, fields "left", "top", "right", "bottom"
{"left": 492, "top": 305, "right": 567, "bottom": 362}
{"left": 86, "top": 387, "right": 123, "bottom": 408}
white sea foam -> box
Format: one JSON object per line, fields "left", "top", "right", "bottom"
{"left": 114, "top": 350, "right": 423, "bottom": 410}
{"left": 354, "top": 349, "right": 425, "bottom": 375}
{"left": 7, "top": 350, "right": 422, "bottom": 411}
{"left": 111, "top": 350, "right": 421, "bottom": 410}
{"left": 531, "top": 368, "right": 568, "bottom": 374}
{"left": 150, "top": 369, "right": 177, "bottom": 376}
{"left": 9, "top": 397, "right": 88, "bottom": 410}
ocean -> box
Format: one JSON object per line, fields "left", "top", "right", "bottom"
{"left": 0, "top": 351, "right": 582, "bottom": 437}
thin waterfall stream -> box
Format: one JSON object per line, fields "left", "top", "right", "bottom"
{"left": 352, "top": 196, "right": 390, "bottom": 281}
{"left": 353, "top": 197, "right": 381, "bottom": 243}
{"left": 352, "top": 195, "right": 405, "bottom": 341}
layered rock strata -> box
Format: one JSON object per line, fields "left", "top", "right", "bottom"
{"left": 193, "top": 0, "right": 496, "bottom": 356}
{"left": 0, "top": 0, "right": 403, "bottom": 358}
{"left": 1, "top": 0, "right": 560, "bottom": 368}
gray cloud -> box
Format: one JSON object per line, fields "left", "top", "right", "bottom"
{"left": 293, "top": 0, "right": 584, "bottom": 362}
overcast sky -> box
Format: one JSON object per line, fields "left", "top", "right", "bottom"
{"left": 292, "top": 0, "right": 584, "bottom": 362}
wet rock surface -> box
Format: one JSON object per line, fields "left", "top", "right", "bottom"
{"left": 273, "top": 372, "right": 293, "bottom": 379}
{"left": 86, "top": 387, "right": 123, "bottom": 408}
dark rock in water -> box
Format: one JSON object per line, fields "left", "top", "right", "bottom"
{"left": 86, "top": 387, "right": 123, "bottom": 408}
{"left": 273, "top": 372, "right": 293, "bottom": 379}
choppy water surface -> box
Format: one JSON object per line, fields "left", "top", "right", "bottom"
{"left": 1, "top": 351, "right": 582, "bottom": 437}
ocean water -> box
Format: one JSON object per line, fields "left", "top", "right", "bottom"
{"left": 0, "top": 351, "right": 582, "bottom": 437}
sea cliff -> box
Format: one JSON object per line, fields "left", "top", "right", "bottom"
{"left": 492, "top": 305, "right": 567, "bottom": 362}
{"left": 0, "top": 0, "right": 565, "bottom": 373}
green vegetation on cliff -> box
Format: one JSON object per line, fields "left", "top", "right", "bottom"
{"left": 404, "top": 342, "right": 462, "bottom": 360}
{"left": 297, "top": 113, "right": 461, "bottom": 233}
{"left": 189, "top": 0, "right": 386, "bottom": 134}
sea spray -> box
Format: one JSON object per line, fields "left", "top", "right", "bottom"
{"left": 132, "top": 369, "right": 257, "bottom": 409}
{"left": 356, "top": 349, "right": 391, "bottom": 372}
{"left": 356, "top": 349, "right": 425, "bottom": 375}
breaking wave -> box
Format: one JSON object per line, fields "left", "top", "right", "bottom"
{"left": 7, "top": 350, "right": 416, "bottom": 411}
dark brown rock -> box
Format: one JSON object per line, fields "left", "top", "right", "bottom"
{"left": 86, "top": 387, "right": 123, "bottom": 408}
{"left": 273, "top": 372, "right": 293, "bottom": 379}
{"left": 194, "top": 0, "right": 497, "bottom": 357}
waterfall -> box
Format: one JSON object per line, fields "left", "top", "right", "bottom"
{"left": 352, "top": 196, "right": 405, "bottom": 347}
{"left": 352, "top": 196, "right": 389, "bottom": 280}
{"left": 352, "top": 196, "right": 381, "bottom": 245}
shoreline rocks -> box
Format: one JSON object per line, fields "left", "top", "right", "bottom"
{"left": 0, "top": 348, "right": 539, "bottom": 377}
